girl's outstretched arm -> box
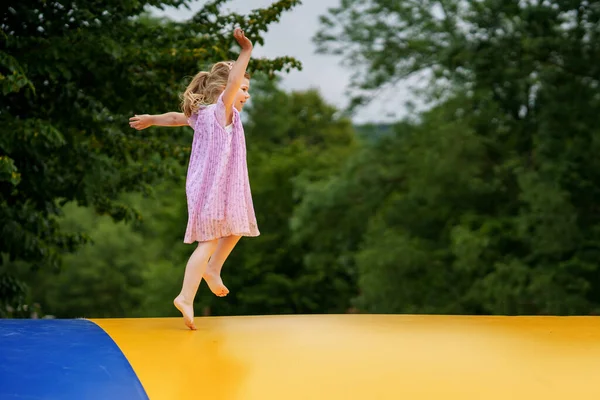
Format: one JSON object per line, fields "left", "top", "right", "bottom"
{"left": 222, "top": 27, "right": 253, "bottom": 124}
{"left": 129, "top": 112, "right": 187, "bottom": 130}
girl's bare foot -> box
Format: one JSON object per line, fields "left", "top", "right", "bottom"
{"left": 203, "top": 271, "right": 229, "bottom": 297}
{"left": 173, "top": 295, "right": 197, "bottom": 330}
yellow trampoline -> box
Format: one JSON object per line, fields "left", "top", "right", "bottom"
{"left": 2, "top": 314, "right": 600, "bottom": 399}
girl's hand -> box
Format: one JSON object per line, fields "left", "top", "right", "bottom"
{"left": 233, "top": 27, "right": 252, "bottom": 51}
{"left": 129, "top": 114, "right": 153, "bottom": 130}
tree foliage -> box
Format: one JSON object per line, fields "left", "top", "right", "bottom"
{"left": 0, "top": 0, "right": 302, "bottom": 313}
{"left": 6, "top": 0, "right": 600, "bottom": 318}
{"left": 311, "top": 0, "right": 600, "bottom": 314}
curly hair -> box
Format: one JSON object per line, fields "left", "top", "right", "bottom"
{"left": 180, "top": 61, "right": 251, "bottom": 117}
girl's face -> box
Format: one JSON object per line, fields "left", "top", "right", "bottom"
{"left": 234, "top": 78, "right": 251, "bottom": 112}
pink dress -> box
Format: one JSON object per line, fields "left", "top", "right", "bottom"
{"left": 183, "top": 92, "right": 260, "bottom": 243}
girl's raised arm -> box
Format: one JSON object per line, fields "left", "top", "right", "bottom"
{"left": 222, "top": 28, "right": 253, "bottom": 124}
{"left": 129, "top": 112, "right": 188, "bottom": 130}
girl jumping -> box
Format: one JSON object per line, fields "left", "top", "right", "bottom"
{"left": 129, "top": 28, "right": 259, "bottom": 330}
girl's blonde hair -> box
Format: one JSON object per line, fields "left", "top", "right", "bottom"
{"left": 181, "top": 61, "right": 251, "bottom": 117}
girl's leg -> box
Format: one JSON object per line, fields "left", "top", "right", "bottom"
{"left": 203, "top": 235, "right": 242, "bottom": 297}
{"left": 174, "top": 239, "right": 219, "bottom": 330}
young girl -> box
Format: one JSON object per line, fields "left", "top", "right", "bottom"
{"left": 129, "top": 28, "right": 259, "bottom": 330}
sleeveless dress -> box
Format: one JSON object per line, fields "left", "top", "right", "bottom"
{"left": 183, "top": 92, "right": 260, "bottom": 243}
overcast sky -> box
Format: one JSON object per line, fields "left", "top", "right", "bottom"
{"left": 151, "top": 0, "right": 420, "bottom": 124}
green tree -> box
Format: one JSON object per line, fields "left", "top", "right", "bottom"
{"left": 0, "top": 0, "right": 302, "bottom": 315}
{"left": 23, "top": 180, "right": 190, "bottom": 318}
{"left": 26, "top": 203, "right": 150, "bottom": 318}
{"left": 312, "top": 0, "right": 600, "bottom": 314}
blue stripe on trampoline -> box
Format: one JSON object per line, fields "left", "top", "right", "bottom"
{"left": 0, "top": 319, "right": 148, "bottom": 400}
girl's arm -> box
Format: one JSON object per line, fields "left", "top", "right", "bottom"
{"left": 129, "top": 112, "right": 188, "bottom": 130}
{"left": 222, "top": 28, "right": 253, "bottom": 124}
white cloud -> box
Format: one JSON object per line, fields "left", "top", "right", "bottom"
{"left": 150, "top": 0, "right": 421, "bottom": 124}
